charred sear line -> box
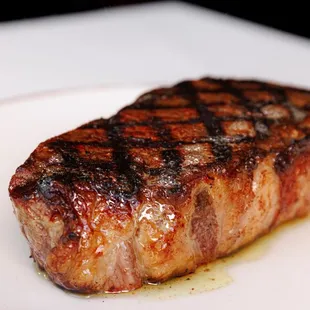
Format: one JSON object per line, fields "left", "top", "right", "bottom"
{"left": 274, "top": 137, "right": 309, "bottom": 173}
{"left": 48, "top": 141, "right": 80, "bottom": 168}
{"left": 196, "top": 103, "right": 233, "bottom": 162}
{"left": 276, "top": 137, "right": 306, "bottom": 173}
{"left": 154, "top": 116, "right": 183, "bottom": 192}
{"left": 79, "top": 113, "right": 291, "bottom": 130}
{"left": 230, "top": 82, "right": 273, "bottom": 141}
{"left": 46, "top": 135, "right": 253, "bottom": 149}
{"left": 107, "top": 118, "right": 142, "bottom": 199}
{"left": 211, "top": 143, "right": 232, "bottom": 162}
{"left": 162, "top": 149, "right": 182, "bottom": 170}
{"left": 48, "top": 141, "right": 114, "bottom": 171}
{"left": 151, "top": 117, "right": 174, "bottom": 141}
{"left": 264, "top": 86, "right": 300, "bottom": 123}
{"left": 9, "top": 180, "right": 38, "bottom": 200}
{"left": 196, "top": 103, "right": 223, "bottom": 136}
{"left": 175, "top": 80, "right": 233, "bottom": 161}
{"left": 36, "top": 173, "right": 79, "bottom": 206}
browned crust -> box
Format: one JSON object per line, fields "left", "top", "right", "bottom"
{"left": 8, "top": 77, "right": 310, "bottom": 293}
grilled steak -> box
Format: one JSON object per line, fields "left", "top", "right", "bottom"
{"left": 9, "top": 77, "right": 310, "bottom": 294}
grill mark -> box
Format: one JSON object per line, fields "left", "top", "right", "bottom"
{"left": 131, "top": 100, "right": 280, "bottom": 110}
{"left": 106, "top": 117, "right": 142, "bottom": 199}
{"left": 117, "top": 118, "right": 202, "bottom": 127}
{"left": 47, "top": 141, "right": 115, "bottom": 172}
{"left": 225, "top": 81, "right": 272, "bottom": 141}
{"left": 48, "top": 140, "right": 80, "bottom": 168}
{"left": 151, "top": 117, "right": 174, "bottom": 141}
{"left": 266, "top": 86, "right": 308, "bottom": 124}
{"left": 274, "top": 136, "right": 310, "bottom": 173}
{"left": 226, "top": 81, "right": 309, "bottom": 173}
{"left": 151, "top": 117, "right": 183, "bottom": 192}
{"left": 78, "top": 115, "right": 292, "bottom": 130}
{"left": 47, "top": 119, "right": 144, "bottom": 200}
{"left": 125, "top": 90, "right": 186, "bottom": 193}
{"left": 130, "top": 77, "right": 303, "bottom": 110}
{"left": 197, "top": 103, "right": 232, "bottom": 161}
{"left": 11, "top": 77, "right": 310, "bottom": 206}
{"left": 50, "top": 135, "right": 254, "bottom": 149}
{"left": 9, "top": 179, "right": 38, "bottom": 200}
{"left": 176, "top": 81, "right": 232, "bottom": 162}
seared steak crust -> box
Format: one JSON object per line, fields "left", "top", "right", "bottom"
{"left": 9, "top": 77, "right": 310, "bottom": 293}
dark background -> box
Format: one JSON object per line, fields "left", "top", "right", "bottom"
{"left": 0, "top": 1, "right": 309, "bottom": 40}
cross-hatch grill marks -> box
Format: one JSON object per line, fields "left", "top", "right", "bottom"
{"left": 23, "top": 77, "right": 310, "bottom": 199}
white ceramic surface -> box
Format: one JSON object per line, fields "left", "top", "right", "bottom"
{"left": 0, "top": 86, "right": 310, "bottom": 310}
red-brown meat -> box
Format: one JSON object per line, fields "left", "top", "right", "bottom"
{"left": 8, "top": 77, "right": 310, "bottom": 293}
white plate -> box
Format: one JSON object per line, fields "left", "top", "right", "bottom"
{"left": 1, "top": 86, "right": 310, "bottom": 310}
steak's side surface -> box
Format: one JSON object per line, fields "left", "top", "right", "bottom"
{"left": 9, "top": 77, "right": 310, "bottom": 293}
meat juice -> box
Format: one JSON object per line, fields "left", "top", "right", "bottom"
{"left": 35, "top": 215, "right": 309, "bottom": 300}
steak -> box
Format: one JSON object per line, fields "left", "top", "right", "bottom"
{"left": 8, "top": 77, "right": 310, "bottom": 293}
